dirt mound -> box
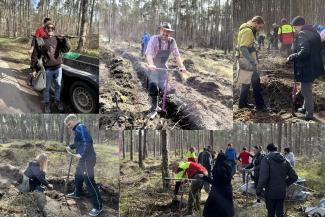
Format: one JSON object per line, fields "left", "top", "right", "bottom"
{"left": 183, "top": 59, "right": 196, "bottom": 72}
{"left": 10, "top": 142, "right": 34, "bottom": 149}
{"left": 0, "top": 164, "right": 23, "bottom": 190}
{"left": 35, "top": 143, "right": 45, "bottom": 149}
{"left": 186, "top": 76, "right": 221, "bottom": 100}
{"left": 0, "top": 150, "right": 16, "bottom": 161}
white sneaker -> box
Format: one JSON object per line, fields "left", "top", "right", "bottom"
{"left": 89, "top": 208, "right": 102, "bottom": 216}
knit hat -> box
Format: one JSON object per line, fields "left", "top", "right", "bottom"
{"left": 266, "top": 143, "right": 277, "bottom": 152}
{"left": 281, "top": 18, "right": 287, "bottom": 24}
{"left": 291, "top": 16, "right": 305, "bottom": 26}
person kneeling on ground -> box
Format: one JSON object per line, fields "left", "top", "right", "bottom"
{"left": 172, "top": 160, "right": 208, "bottom": 215}
{"left": 31, "top": 21, "right": 70, "bottom": 113}
{"left": 203, "top": 152, "right": 234, "bottom": 217}
{"left": 21, "top": 153, "right": 53, "bottom": 193}
{"left": 64, "top": 114, "right": 103, "bottom": 217}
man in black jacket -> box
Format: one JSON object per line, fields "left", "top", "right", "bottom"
{"left": 198, "top": 147, "right": 213, "bottom": 176}
{"left": 287, "top": 16, "right": 325, "bottom": 121}
{"left": 256, "top": 143, "right": 298, "bottom": 217}
{"left": 31, "top": 21, "right": 70, "bottom": 113}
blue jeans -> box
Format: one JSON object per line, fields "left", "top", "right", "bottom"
{"left": 43, "top": 67, "right": 62, "bottom": 103}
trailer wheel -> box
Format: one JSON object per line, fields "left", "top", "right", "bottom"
{"left": 69, "top": 81, "right": 98, "bottom": 113}
{"left": 312, "top": 213, "right": 322, "bottom": 217}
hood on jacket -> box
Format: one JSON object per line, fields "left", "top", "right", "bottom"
{"left": 302, "top": 24, "right": 317, "bottom": 33}
{"left": 240, "top": 22, "right": 254, "bottom": 31}
{"left": 268, "top": 152, "right": 286, "bottom": 163}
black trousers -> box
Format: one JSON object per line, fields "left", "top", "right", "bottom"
{"left": 239, "top": 71, "right": 265, "bottom": 109}
{"left": 265, "top": 198, "right": 285, "bottom": 217}
{"left": 75, "top": 158, "right": 103, "bottom": 210}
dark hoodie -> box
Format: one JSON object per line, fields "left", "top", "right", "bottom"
{"left": 256, "top": 152, "right": 298, "bottom": 199}
{"left": 290, "top": 24, "right": 325, "bottom": 82}
{"left": 24, "top": 161, "right": 49, "bottom": 191}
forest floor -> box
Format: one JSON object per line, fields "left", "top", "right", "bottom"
{"left": 119, "top": 154, "right": 325, "bottom": 217}
{"left": 233, "top": 48, "right": 325, "bottom": 123}
{"left": 0, "top": 139, "right": 119, "bottom": 217}
{"left": 99, "top": 40, "right": 233, "bottom": 130}
{"left": 0, "top": 37, "right": 97, "bottom": 113}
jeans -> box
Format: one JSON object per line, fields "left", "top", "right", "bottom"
{"left": 43, "top": 67, "right": 62, "bottom": 103}
{"left": 265, "top": 198, "right": 285, "bottom": 217}
{"left": 301, "top": 82, "right": 314, "bottom": 119}
{"left": 241, "top": 164, "right": 249, "bottom": 184}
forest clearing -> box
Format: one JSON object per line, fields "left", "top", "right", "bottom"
{"left": 233, "top": 0, "right": 325, "bottom": 123}
{"left": 0, "top": 114, "right": 119, "bottom": 217}
{"left": 99, "top": 0, "right": 233, "bottom": 130}
{"left": 117, "top": 125, "right": 324, "bottom": 217}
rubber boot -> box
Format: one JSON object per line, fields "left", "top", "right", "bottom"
{"left": 147, "top": 95, "right": 159, "bottom": 119}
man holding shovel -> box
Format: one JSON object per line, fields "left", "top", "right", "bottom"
{"left": 172, "top": 161, "right": 208, "bottom": 215}
{"left": 286, "top": 16, "right": 325, "bottom": 121}
{"left": 236, "top": 16, "right": 267, "bottom": 112}
{"left": 145, "top": 22, "right": 188, "bottom": 119}
{"left": 64, "top": 114, "right": 103, "bottom": 217}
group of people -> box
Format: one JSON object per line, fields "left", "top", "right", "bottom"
{"left": 237, "top": 15, "right": 325, "bottom": 121}
{"left": 172, "top": 143, "right": 298, "bottom": 217}
{"left": 19, "top": 114, "right": 102, "bottom": 217}
{"left": 29, "top": 17, "right": 71, "bottom": 113}
{"left": 173, "top": 146, "right": 232, "bottom": 216}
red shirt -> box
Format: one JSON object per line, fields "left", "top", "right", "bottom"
{"left": 239, "top": 151, "right": 251, "bottom": 165}
{"left": 35, "top": 26, "right": 47, "bottom": 37}
{"left": 186, "top": 162, "right": 207, "bottom": 178}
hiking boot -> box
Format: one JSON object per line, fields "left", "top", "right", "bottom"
{"left": 297, "top": 107, "right": 306, "bottom": 114}
{"left": 66, "top": 192, "right": 80, "bottom": 199}
{"left": 88, "top": 208, "right": 102, "bottom": 216}
{"left": 147, "top": 95, "right": 159, "bottom": 119}
{"left": 44, "top": 103, "right": 51, "bottom": 113}
{"left": 256, "top": 105, "right": 268, "bottom": 112}
{"left": 55, "top": 101, "right": 64, "bottom": 112}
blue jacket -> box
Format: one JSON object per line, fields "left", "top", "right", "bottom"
{"left": 142, "top": 32, "right": 151, "bottom": 47}
{"left": 225, "top": 147, "right": 237, "bottom": 162}
{"left": 315, "top": 24, "right": 325, "bottom": 33}
{"left": 69, "top": 122, "right": 96, "bottom": 160}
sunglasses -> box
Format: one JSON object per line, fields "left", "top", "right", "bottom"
{"left": 46, "top": 26, "right": 55, "bottom": 31}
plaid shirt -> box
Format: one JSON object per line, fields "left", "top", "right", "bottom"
{"left": 145, "top": 35, "right": 180, "bottom": 58}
